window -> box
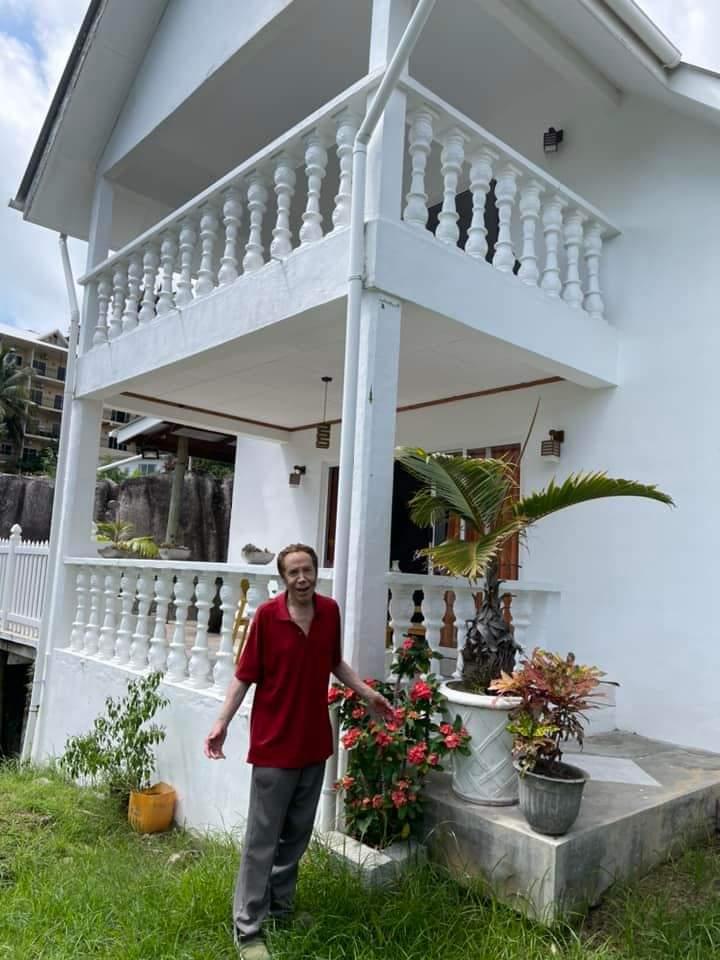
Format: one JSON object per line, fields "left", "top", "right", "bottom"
{"left": 57, "top": 366, "right": 66, "bottom": 381}
{"left": 54, "top": 395, "right": 63, "bottom": 410}
{"left": 32, "top": 360, "right": 46, "bottom": 376}
{"left": 0, "top": 443, "right": 13, "bottom": 456}
{"left": 13, "top": 354, "right": 22, "bottom": 366}
{"left": 30, "top": 389, "right": 43, "bottom": 406}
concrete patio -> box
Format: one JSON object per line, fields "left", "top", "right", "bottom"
{"left": 424, "top": 732, "right": 720, "bottom": 922}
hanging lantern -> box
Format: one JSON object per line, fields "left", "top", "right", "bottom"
{"left": 315, "top": 376, "right": 333, "bottom": 449}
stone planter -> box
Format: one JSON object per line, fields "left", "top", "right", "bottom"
{"left": 515, "top": 761, "right": 588, "bottom": 836}
{"left": 159, "top": 546, "right": 191, "bottom": 561}
{"left": 440, "top": 682, "right": 520, "bottom": 806}
{"left": 323, "top": 830, "right": 426, "bottom": 886}
{"left": 97, "top": 544, "right": 130, "bottom": 559}
{"left": 242, "top": 550, "right": 274, "bottom": 565}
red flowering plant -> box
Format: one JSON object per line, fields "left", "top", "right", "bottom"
{"left": 328, "top": 632, "right": 471, "bottom": 849}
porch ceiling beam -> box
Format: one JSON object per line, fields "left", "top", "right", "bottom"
{"left": 477, "top": 0, "right": 622, "bottom": 107}
{"left": 107, "top": 393, "right": 291, "bottom": 444}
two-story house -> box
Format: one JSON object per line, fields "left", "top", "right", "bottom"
{"left": 12, "top": 0, "right": 720, "bottom": 830}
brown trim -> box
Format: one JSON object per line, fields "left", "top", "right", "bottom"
{"left": 120, "top": 376, "right": 564, "bottom": 435}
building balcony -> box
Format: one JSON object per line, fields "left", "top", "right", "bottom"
{"left": 75, "top": 74, "right": 620, "bottom": 409}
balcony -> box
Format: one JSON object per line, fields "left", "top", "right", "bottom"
{"left": 33, "top": 367, "right": 66, "bottom": 383}
{"left": 76, "top": 75, "right": 619, "bottom": 402}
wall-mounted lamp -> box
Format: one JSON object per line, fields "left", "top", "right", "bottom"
{"left": 543, "top": 127, "right": 564, "bottom": 154}
{"left": 289, "top": 464, "right": 306, "bottom": 487}
{"left": 541, "top": 430, "right": 564, "bottom": 463}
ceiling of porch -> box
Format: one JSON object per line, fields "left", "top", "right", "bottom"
{"left": 113, "top": 300, "right": 556, "bottom": 432}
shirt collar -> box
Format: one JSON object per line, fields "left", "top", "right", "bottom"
{"left": 277, "top": 590, "right": 318, "bottom": 621}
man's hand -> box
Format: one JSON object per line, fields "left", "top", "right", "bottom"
{"left": 204, "top": 720, "right": 228, "bottom": 759}
{"left": 365, "top": 688, "right": 393, "bottom": 720}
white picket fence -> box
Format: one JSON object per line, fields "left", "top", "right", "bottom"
{"left": 0, "top": 524, "right": 49, "bottom": 646}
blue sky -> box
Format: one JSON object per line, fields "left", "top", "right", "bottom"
{"left": 0, "top": 1, "right": 718, "bottom": 336}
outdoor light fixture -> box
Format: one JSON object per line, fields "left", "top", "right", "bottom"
{"left": 315, "top": 376, "right": 333, "bottom": 449}
{"left": 543, "top": 127, "right": 564, "bottom": 153}
{"left": 289, "top": 465, "right": 306, "bottom": 487}
{"left": 541, "top": 430, "right": 565, "bottom": 463}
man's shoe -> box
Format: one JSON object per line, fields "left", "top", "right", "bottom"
{"left": 237, "top": 936, "right": 271, "bottom": 960}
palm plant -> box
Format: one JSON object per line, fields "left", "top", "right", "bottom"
{"left": 95, "top": 520, "right": 160, "bottom": 559}
{"left": 0, "top": 346, "right": 30, "bottom": 454}
{"left": 395, "top": 447, "right": 673, "bottom": 693}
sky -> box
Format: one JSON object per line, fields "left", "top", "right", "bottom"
{"left": 0, "top": 1, "right": 719, "bottom": 336}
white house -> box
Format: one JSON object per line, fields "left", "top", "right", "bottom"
{"left": 12, "top": 0, "right": 720, "bottom": 831}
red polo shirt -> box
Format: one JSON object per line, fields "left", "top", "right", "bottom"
{"left": 235, "top": 591, "right": 342, "bottom": 768}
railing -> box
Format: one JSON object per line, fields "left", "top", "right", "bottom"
{"left": 399, "top": 78, "right": 618, "bottom": 322}
{"left": 0, "top": 525, "right": 49, "bottom": 645}
{"left": 78, "top": 73, "right": 381, "bottom": 348}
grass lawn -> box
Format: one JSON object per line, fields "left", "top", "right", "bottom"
{"left": 1, "top": 764, "right": 720, "bottom": 959}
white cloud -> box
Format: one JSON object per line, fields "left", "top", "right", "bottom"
{"left": 0, "top": 0, "right": 87, "bottom": 334}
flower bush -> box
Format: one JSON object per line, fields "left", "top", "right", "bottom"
{"left": 329, "top": 632, "right": 470, "bottom": 849}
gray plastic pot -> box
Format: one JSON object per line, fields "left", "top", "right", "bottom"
{"left": 514, "top": 760, "right": 588, "bottom": 836}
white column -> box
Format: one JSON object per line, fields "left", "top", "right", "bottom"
{"left": 69, "top": 569, "right": 89, "bottom": 652}
{"left": 175, "top": 218, "right": 197, "bottom": 306}
{"left": 166, "top": 572, "right": 192, "bottom": 682}
{"left": 130, "top": 572, "right": 153, "bottom": 670}
{"left": 436, "top": 129, "right": 465, "bottom": 246}
{"left": 541, "top": 194, "right": 566, "bottom": 298}
{"left": 343, "top": 292, "right": 401, "bottom": 678}
{"left": 299, "top": 132, "right": 328, "bottom": 245}
{"left": 114, "top": 571, "right": 136, "bottom": 664}
{"left": 148, "top": 572, "right": 173, "bottom": 673}
{"left": 562, "top": 209, "right": 587, "bottom": 308}
{"left": 584, "top": 221, "right": 606, "bottom": 321}
{"left": 388, "top": 581, "right": 415, "bottom": 654}
{"left": 80, "top": 177, "right": 114, "bottom": 355}
{"left": 243, "top": 175, "right": 267, "bottom": 273}
{"left": 518, "top": 179, "right": 545, "bottom": 285}
{"left": 422, "top": 584, "right": 446, "bottom": 657}
{"left": 188, "top": 574, "right": 212, "bottom": 688}
{"left": 97, "top": 568, "right": 120, "bottom": 660}
{"left": 332, "top": 111, "right": 360, "bottom": 232}
{"left": 138, "top": 243, "right": 160, "bottom": 324}
{"left": 213, "top": 575, "right": 241, "bottom": 692}
{"left": 466, "top": 145, "right": 498, "bottom": 260}
{"left": 270, "top": 157, "right": 295, "bottom": 258}
{"left": 492, "top": 163, "right": 521, "bottom": 272}
{"left": 219, "top": 186, "right": 243, "bottom": 282}
{"left": 403, "top": 108, "right": 435, "bottom": 229}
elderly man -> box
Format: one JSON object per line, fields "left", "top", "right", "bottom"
{"left": 204, "top": 542, "right": 391, "bottom": 959}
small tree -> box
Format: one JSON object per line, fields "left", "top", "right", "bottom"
{"left": 0, "top": 346, "right": 30, "bottom": 460}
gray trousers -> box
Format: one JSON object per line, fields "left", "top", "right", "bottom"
{"left": 233, "top": 762, "right": 325, "bottom": 941}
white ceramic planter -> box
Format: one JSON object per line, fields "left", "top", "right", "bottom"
{"left": 97, "top": 544, "right": 129, "bottom": 559}
{"left": 159, "top": 546, "right": 191, "bottom": 561}
{"left": 242, "top": 550, "right": 275, "bottom": 565}
{"left": 441, "top": 682, "right": 521, "bottom": 806}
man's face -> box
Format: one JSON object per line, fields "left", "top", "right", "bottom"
{"left": 281, "top": 551, "right": 317, "bottom": 605}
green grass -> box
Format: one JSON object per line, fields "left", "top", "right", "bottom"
{"left": 1, "top": 762, "right": 720, "bottom": 959}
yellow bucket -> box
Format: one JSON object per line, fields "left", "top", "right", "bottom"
{"left": 128, "top": 782, "right": 177, "bottom": 833}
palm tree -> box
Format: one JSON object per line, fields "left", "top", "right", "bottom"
{"left": 395, "top": 447, "right": 674, "bottom": 692}
{"left": 0, "top": 346, "right": 30, "bottom": 455}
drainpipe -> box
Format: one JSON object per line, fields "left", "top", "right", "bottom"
{"left": 323, "top": 0, "right": 437, "bottom": 832}
{"left": 22, "top": 234, "right": 80, "bottom": 760}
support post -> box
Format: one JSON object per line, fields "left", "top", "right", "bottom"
{"left": 165, "top": 435, "right": 189, "bottom": 546}
{"left": 0, "top": 525, "right": 21, "bottom": 634}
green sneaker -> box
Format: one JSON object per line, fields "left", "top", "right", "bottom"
{"left": 237, "top": 936, "right": 271, "bottom": 960}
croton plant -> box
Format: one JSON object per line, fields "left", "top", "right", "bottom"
{"left": 329, "top": 632, "right": 471, "bottom": 849}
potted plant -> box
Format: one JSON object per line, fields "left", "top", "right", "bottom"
{"left": 490, "top": 648, "right": 604, "bottom": 835}
{"left": 159, "top": 543, "right": 191, "bottom": 561}
{"left": 60, "top": 673, "right": 176, "bottom": 833}
{"left": 329, "top": 633, "right": 470, "bottom": 853}
{"left": 95, "top": 520, "right": 160, "bottom": 559}
{"left": 241, "top": 542, "right": 275, "bottom": 565}
{"left": 395, "top": 446, "right": 673, "bottom": 805}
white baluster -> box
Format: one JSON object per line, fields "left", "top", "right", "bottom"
{"left": 166, "top": 573, "right": 192, "bottom": 682}
{"left": 175, "top": 218, "right": 197, "bottom": 306}
{"left": 83, "top": 569, "right": 102, "bottom": 656}
{"left": 492, "top": 163, "right": 521, "bottom": 272}
{"left": 270, "top": 155, "right": 296, "bottom": 258}
{"left": 213, "top": 575, "right": 242, "bottom": 692}
{"left": 466, "top": 145, "right": 498, "bottom": 260}
{"left": 196, "top": 206, "right": 219, "bottom": 297}
{"left": 157, "top": 232, "right": 177, "bottom": 316}
{"left": 98, "top": 569, "right": 120, "bottom": 659}
{"left": 518, "top": 180, "right": 545, "bottom": 286}
{"left": 388, "top": 582, "right": 416, "bottom": 654}
{"left": 188, "top": 575, "right": 212, "bottom": 688}
{"left": 138, "top": 243, "right": 160, "bottom": 324}
{"left": 452, "top": 587, "right": 477, "bottom": 680}
{"left": 299, "top": 131, "right": 328, "bottom": 245}
{"left": 244, "top": 577, "right": 265, "bottom": 628}
{"left": 583, "top": 221, "right": 605, "bottom": 321}
{"left": 403, "top": 108, "right": 435, "bottom": 229}
{"left": 422, "top": 584, "right": 446, "bottom": 657}
{"left": 149, "top": 572, "right": 173, "bottom": 673}
{"left": 436, "top": 128, "right": 465, "bottom": 246}
{"left": 114, "top": 571, "right": 136, "bottom": 665}
{"left": 332, "top": 110, "right": 360, "bottom": 231}
{"left": 540, "top": 194, "right": 566, "bottom": 298}
{"left": 93, "top": 276, "right": 110, "bottom": 345}
{"left": 121, "top": 254, "right": 142, "bottom": 333}
{"left": 509, "top": 591, "right": 532, "bottom": 653}
{"left": 219, "top": 186, "right": 243, "bottom": 283}
{"left": 562, "top": 209, "right": 586, "bottom": 308}
{"left": 130, "top": 573, "right": 153, "bottom": 670}
{"left": 243, "top": 175, "right": 267, "bottom": 273}
{"left": 108, "top": 264, "right": 127, "bottom": 339}
{"left": 70, "top": 569, "right": 89, "bottom": 651}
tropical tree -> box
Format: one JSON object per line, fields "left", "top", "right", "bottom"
{"left": 0, "top": 346, "right": 30, "bottom": 454}
{"left": 395, "top": 447, "right": 673, "bottom": 693}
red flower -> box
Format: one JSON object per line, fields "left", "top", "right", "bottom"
{"left": 374, "top": 730, "right": 393, "bottom": 749}
{"left": 341, "top": 775, "right": 355, "bottom": 790}
{"left": 444, "top": 732, "right": 462, "bottom": 750}
{"left": 362, "top": 797, "right": 372, "bottom": 808}
{"left": 342, "top": 728, "right": 362, "bottom": 749}
{"left": 363, "top": 678, "right": 378, "bottom": 689}
{"left": 428, "top": 753, "right": 440, "bottom": 766}
{"left": 351, "top": 706, "right": 367, "bottom": 720}
{"left": 407, "top": 742, "right": 428, "bottom": 765}
{"left": 391, "top": 790, "right": 408, "bottom": 808}
{"left": 385, "top": 721, "right": 399, "bottom": 733}
{"left": 393, "top": 707, "right": 406, "bottom": 723}
{"left": 396, "top": 779, "right": 410, "bottom": 790}
{"left": 343, "top": 687, "right": 357, "bottom": 700}
{"left": 372, "top": 794, "right": 384, "bottom": 809}
{"left": 407, "top": 710, "right": 420, "bottom": 721}
{"left": 460, "top": 727, "right": 469, "bottom": 738}
{"left": 327, "top": 686, "right": 343, "bottom": 704}
{"left": 402, "top": 637, "right": 414, "bottom": 650}
{"left": 439, "top": 722, "right": 454, "bottom": 736}
{"left": 410, "top": 680, "right": 433, "bottom": 702}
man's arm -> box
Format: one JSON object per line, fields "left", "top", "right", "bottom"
{"left": 333, "top": 659, "right": 392, "bottom": 718}
{"left": 203, "top": 675, "right": 250, "bottom": 759}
